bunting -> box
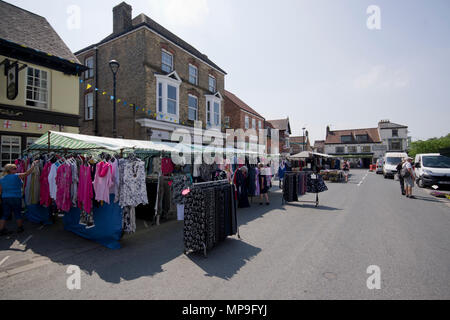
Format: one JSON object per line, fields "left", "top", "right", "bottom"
{"left": 80, "top": 80, "right": 156, "bottom": 118}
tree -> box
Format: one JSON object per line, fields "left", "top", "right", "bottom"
{"left": 409, "top": 133, "right": 450, "bottom": 158}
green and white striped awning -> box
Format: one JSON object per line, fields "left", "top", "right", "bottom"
{"left": 26, "top": 131, "right": 179, "bottom": 153}
{"left": 27, "top": 131, "right": 100, "bottom": 151}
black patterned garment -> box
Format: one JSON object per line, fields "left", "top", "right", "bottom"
{"left": 283, "top": 174, "right": 298, "bottom": 202}
{"left": 183, "top": 183, "right": 238, "bottom": 255}
{"left": 184, "top": 188, "right": 207, "bottom": 253}
{"left": 171, "top": 175, "right": 191, "bottom": 205}
{"left": 306, "top": 173, "right": 328, "bottom": 193}
{"left": 204, "top": 187, "right": 216, "bottom": 250}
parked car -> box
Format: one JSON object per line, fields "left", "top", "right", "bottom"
{"left": 383, "top": 152, "right": 408, "bottom": 179}
{"left": 414, "top": 153, "right": 450, "bottom": 188}
{"left": 376, "top": 158, "right": 384, "bottom": 174}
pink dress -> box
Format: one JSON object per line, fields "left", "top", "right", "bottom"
{"left": 40, "top": 162, "right": 52, "bottom": 207}
{"left": 55, "top": 164, "right": 72, "bottom": 212}
{"left": 78, "top": 165, "right": 93, "bottom": 213}
{"left": 93, "top": 162, "right": 113, "bottom": 204}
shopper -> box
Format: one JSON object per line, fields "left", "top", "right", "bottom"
{"left": 258, "top": 163, "right": 270, "bottom": 206}
{"left": 0, "top": 160, "right": 39, "bottom": 235}
{"left": 402, "top": 157, "right": 416, "bottom": 199}
{"left": 343, "top": 160, "right": 350, "bottom": 182}
{"left": 278, "top": 161, "right": 286, "bottom": 189}
{"left": 396, "top": 159, "right": 406, "bottom": 195}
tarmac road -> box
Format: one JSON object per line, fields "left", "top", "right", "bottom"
{"left": 1, "top": 169, "right": 449, "bottom": 299}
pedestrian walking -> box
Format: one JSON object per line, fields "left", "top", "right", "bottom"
{"left": 401, "top": 157, "right": 416, "bottom": 199}
{"left": 343, "top": 160, "right": 350, "bottom": 182}
{"left": 0, "top": 160, "right": 39, "bottom": 236}
{"left": 259, "top": 163, "right": 271, "bottom": 206}
{"left": 396, "top": 159, "right": 406, "bottom": 195}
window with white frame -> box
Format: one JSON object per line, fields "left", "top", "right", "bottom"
{"left": 167, "top": 85, "right": 177, "bottom": 115}
{"left": 161, "top": 50, "right": 173, "bottom": 73}
{"left": 158, "top": 83, "right": 163, "bottom": 112}
{"left": 206, "top": 101, "right": 211, "bottom": 125}
{"left": 84, "top": 56, "right": 94, "bottom": 79}
{"left": 252, "top": 118, "right": 256, "bottom": 129}
{"left": 348, "top": 146, "right": 357, "bottom": 153}
{"left": 361, "top": 146, "right": 371, "bottom": 153}
{"left": 1, "top": 136, "right": 21, "bottom": 169}
{"left": 85, "top": 92, "right": 94, "bottom": 120}
{"left": 205, "top": 94, "right": 221, "bottom": 129}
{"left": 208, "top": 75, "right": 216, "bottom": 93}
{"left": 245, "top": 116, "right": 249, "bottom": 129}
{"left": 26, "top": 137, "right": 38, "bottom": 149}
{"left": 188, "top": 95, "right": 198, "bottom": 121}
{"left": 189, "top": 64, "right": 198, "bottom": 85}
{"left": 214, "top": 102, "right": 220, "bottom": 126}
{"left": 26, "top": 67, "right": 49, "bottom": 108}
{"left": 259, "top": 120, "right": 262, "bottom": 129}
{"left": 156, "top": 73, "right": 181, "bottom": 122}
{"left": 336, "top": 146, "right": 345, "bottom": 154}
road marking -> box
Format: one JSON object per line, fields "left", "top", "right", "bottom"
{"left": 358, "top": 173, "right": 369, "bottom": 187}
{"left": 38, "top": 225, "right": 45, "bottom": 230}
{"left": 0, "top": 256, "right": 10, "bottom": 266}
{"left": 20, "top": 235, "right": 33, "bottom": 246}
{"left": 144, "top": 221, "right": 148, "bottom": 229}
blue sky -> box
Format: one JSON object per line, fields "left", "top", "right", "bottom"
{"left": 9, "top": 0, "right": 450, "bottom": 143}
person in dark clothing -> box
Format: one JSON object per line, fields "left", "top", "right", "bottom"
{"left": 396, "top": 159, "right": 406, "bottom": 195}
{"left": 235, "top": 166, "right": 250, "bottom": 208}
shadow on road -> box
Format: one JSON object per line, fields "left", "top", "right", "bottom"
{"left": 282, "top": 203, "right": 342, "bottom": 211}
{"left": 1, "top": 212, "right": 262, "bottom": 284}
{"left": 411, "top": 195, "right": 448, "bottom": 203}
{"left": 187, "top": 238, "right": 261, "bottom": 280}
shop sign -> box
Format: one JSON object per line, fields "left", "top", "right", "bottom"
{"left": 6, "top": 62, "right": 19, "bottom": 100}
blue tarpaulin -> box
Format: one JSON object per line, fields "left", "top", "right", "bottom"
{"left": 26, "top": 205, "right": 53, "bottom": 225}
{"left": 25, "top": 195, "right": 123, "bottom": 249}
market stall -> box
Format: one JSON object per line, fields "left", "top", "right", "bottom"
{"left": 21, "top": 131, "right": 245, "bottom": 253}
{"left": 22, "top": 131, "right": 179, "bottom": 249}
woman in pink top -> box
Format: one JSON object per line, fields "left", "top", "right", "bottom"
{"left": 78, "top": 164, "right": 93, "bottom": 214}
{"left": 55, "top": 163, "right": 72, "bottom": 212}
{"left": 93, "top": 161, "right": 113, "bottom": 204}
{"left": 40, "top": 162, "right": 52, "bottom": 207}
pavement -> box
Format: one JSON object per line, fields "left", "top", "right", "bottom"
{"left": 0, "top": 169, "right": 449, "bottom": 300}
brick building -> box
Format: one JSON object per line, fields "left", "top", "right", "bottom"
{"left": 0, "top": 0, "right": 85, "bottom": 169}
{"left": 223, "top": 90, "right": 267, "bottom": 152}
{"left": 75, "top": 2, "right": 226, "bottom": 142}
{"left": 290, "top": 136, "right": 312, "bottom": 155}
{"left": 267, "top": 118, "right": 291, "bottom": 156}
{"left": 313, "top": 140, "right": 325, "bottom": 153}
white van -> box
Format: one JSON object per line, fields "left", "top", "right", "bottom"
{"left": 414, "top": 153, "right": 450, "bottom": 188}
{"left": 383, "top": 152, "right": 408, "bottom": 179}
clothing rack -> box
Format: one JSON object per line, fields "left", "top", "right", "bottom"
{"left": 193, "top": 179, "right": 229, "bottom": 187}
{"left": 281, "top": 171, "right": 320, "bottom": 208}
{"left": 185, "top": 179, "right": 241, "bottom": 257}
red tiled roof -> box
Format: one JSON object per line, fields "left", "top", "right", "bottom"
{"left": 268, "top": 119, "right": 291, "bottom": 133}
{"left": 224, "top": 90, "right": 265, "bottom": 120}
{"left": 325, "top": 128, "right": 381, "bottom": 144}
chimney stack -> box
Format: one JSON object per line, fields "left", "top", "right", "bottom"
{"left": 113, "top": 2, "right": 132, "bottom": 34}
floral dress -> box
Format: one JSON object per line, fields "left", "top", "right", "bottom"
{"left": 55, "top": 164, "right": 72, "bottom": 212}
{"left": 119, "top": 160, "right": 148, "bottom": 208}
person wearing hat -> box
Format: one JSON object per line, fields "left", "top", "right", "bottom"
{"left": 402, "top": 156, "right": 416, "bottom": 198}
